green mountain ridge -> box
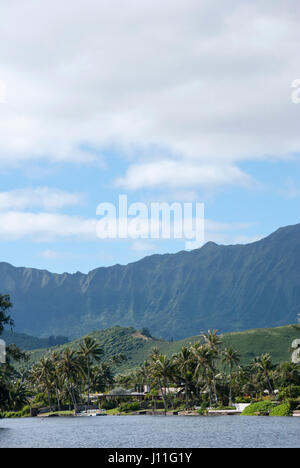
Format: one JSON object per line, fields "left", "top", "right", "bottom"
{"left": 1, "top": 222, "right": 300, "bottom": 340}
{"left": 1, "top": 330, "right": 50, "bottom": 350}
{"left": 1, "top": 330, "right": 69, "bottom": 350}
{"left": 18, "top": 324, "right": 300, "bottom": 372}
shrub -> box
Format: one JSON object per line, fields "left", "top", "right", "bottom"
{"left": 20, "top": 405, "right": 31, "bottom": 416}
{"left": 214, "top": 406, "right": 236, "bottom": 410}
{"left": 200, "top": 401, "right": 209, "bottom": 410}
{"left": 287, "top": 399, "right": 300, "bottom": 411}
{"left": 278, "top": 386, "right": 300, "bottom": 400}
{"left": 31, "top": 393, "right": 49, "bottom": 409}
{"left": 269, "top": 401, "right": 292, "bottom": 417}
{"left": 241, "top": 401, "right": 274, "bottom": 416}
{"left": 118, "top": 401, "right": 140, "bottom": 413}
{"left": 0, "top": 409, "right": 30, "bottom": 418}
{"left": 235, "top": 397, "right": 252, "bottom": 403}
{"left": 148, "top": 400, "right": 165, "bottom": 409}
{"left": 101, "top": 399, "right": 119, "bottom": 410}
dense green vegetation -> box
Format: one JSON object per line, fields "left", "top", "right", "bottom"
{"left": 25, "top": 326, "right": 154, "bottom": 371}
{"left": 0, "top": 296, "right": 29, "bottom": 415}
{"left": 241, "top": 401, "right": 275, "bottom": 416}
{"left": 1, "top": 295, "right": 300, "bottom": 418}
{"left": 1, "top": 330, "right": 69, "bottom": 350}
{"left": 22, "top": 324, "right": 300, "bottom": 373}
{"left": 1, "top": 223, "right": 300, "bottom": 339}
{"left": 117, "top": 332, "right": 300, "bottom": 415}
{"left": 0, "top": 297, "right": 127, "bottom": 416}
{"left": 269, "top": 401, "right": 293, "bottom": 417}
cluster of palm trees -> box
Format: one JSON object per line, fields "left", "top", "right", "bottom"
{"left": 27, "top": 337, "right": 123, "bottom": 411}
{"left": 116, "top": 331, "right": 300, "bottom": 412}
{"left": 2, "top": 328, "right": 300, "bottom": 415}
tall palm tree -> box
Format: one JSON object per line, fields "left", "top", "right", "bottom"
{"left": 91, "top": 362, "right": 114, "bottom": 393}
{"left": 202, "top": 330, "right": 222, "bottom": 404}
{"left": 132, "top": 363, "right": 151, "bottom": 393}
{"left": 30, "top": 356, "right": 54, "bottom": 407}
{"left": 0, "top": 294, "right": 14, "bottom": 335}
{"left": 58, "top": 348, "right": 83, "bottom": 411}
{"left": 275, "top": 362, "right": 300, "bottom": 397}
{"left": 150, "top": 354, "right": 174, "bottom": 414}
{"left": 202, "top": 330, "right": 222, "bottom": 349}
{"left": 252, "top": 353, "right": 274, "bottom": 396}
{"left": 78, "top": 337, "right": 103, "bottom": 405}
{"left": 222, "top": 346, "right": 240, "bottom": 406}
{"left": 49, "top": 351, "right": 63, "bottom": 410}
{"left": 8, "top": 380, "right": 29, "bottom": 411}
{"left": 173, "top": 346, "right": 191, "bottom": 409}
{"left": 191, "top": 342, "right": 213, "bottom": 407}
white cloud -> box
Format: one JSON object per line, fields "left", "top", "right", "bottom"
{"left": 0, "top": 0, "right": 299, "bottom": 190}
{"left": 0, "top": 211, "right": 97, "bottom": 241}
{"left": 0, "top": 187, "right": 83, "bottom": 211}
{"left": 116, "top": 160, "right": 252, "bottom": 190}
{"left": 0, "top": 208, "right": 255, "bottom": 247}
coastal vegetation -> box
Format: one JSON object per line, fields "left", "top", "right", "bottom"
{"left": 1, "top": 295, "right": 300, "bottom": 418}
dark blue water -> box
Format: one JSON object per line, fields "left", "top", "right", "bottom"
{"left": 0, "top": 415, "right": 299, "bottom": 448}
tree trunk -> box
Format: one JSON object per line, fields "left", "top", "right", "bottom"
{"left": 185, "top": 382, "right": 188, "bottom": 409}
{"left": 87, "top": 359, "right": 90, "bottom": 406}
{"left": 229, "top": 364, "right": 233, "bottom": 407}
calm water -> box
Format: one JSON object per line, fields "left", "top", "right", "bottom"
{"left": 0, "top": 415, "right": 299, "bottom": 448}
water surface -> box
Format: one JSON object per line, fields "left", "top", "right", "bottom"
{"left": 0, "top": 415, "right": 299, "bottom": 448}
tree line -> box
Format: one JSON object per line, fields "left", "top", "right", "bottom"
{"left": 116, "top": 330, "right": 300, "bottom": 413}
{"left": 1, "top": 294, "right": 300, "bottom": 415}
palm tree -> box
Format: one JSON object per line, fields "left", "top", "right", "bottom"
{"left": 275, "top": 362, "right": 300, "bottom": 397}
{"left": 91, "top": 362, "right": 114, "bottom": 393}
{"left": 30, "top": 356, "right": 54, "bottom": 407}
{"left": 150, "top": 354, "right": 174, "bottom": 414}
{"left": 252, "top": 353, "right": 274, "bottom": 396}
{"left": 8, "top": 380, "right": 29, "bottom": 411}
{"left": 202, "top": 330, "right": 222, "bottom": 404}
{"left": 191, "top": 342, "right": 213, "bottom": 407}
{"left": 131, "top": 363, "right": 151, "bottom": 393}
{"left": 173, "top": 346, "right": 191, "bottom": 409}
{"left": 0, "top": 294, "right": 14, "bottom": 335}
{"left": 149, "top": 347, "right": 161, "bottom": 361}
{"left": 49, "top": 351, "right": 63, "bottom": 410}
{"left": 202, "top": 330, "right": 222, "bottom": 349}
{"left": 78, "top": 337, "right": 103, "bottom": 406}
{"left": 58, "top": 348, "right": 83, "bottom": 411}
{"left": 222, "top": 346, "right": 240, "bottom": 406}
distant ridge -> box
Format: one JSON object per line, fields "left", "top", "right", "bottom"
{"left": 1, "top": 223, "right": 300, "bottom": 340}
{"left": 23, "top": 324, "right": 300, "bottom": 372}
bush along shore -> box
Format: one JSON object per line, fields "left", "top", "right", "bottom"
{"left": 1, "top": 295, "right": 300, "bottom": 418}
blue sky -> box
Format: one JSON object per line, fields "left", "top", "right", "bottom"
{"left": 0, "top": 1, "right": 300, "bottom": 273}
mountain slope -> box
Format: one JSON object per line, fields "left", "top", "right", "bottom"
{"left": 1, "top": 330, "right": 50, "bottom": 350}
{"left": 1, "top": 330, "right": 68, "bottom": 350}
{"left": 24, "top": 324, "right": 300, "bottom": 372}
{"left": 1, "top": 223, "right": 300, "bottom": 339}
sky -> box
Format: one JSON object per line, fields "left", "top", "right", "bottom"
{"left": 0, "top": 0, "right": 300, "bottom": 273}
